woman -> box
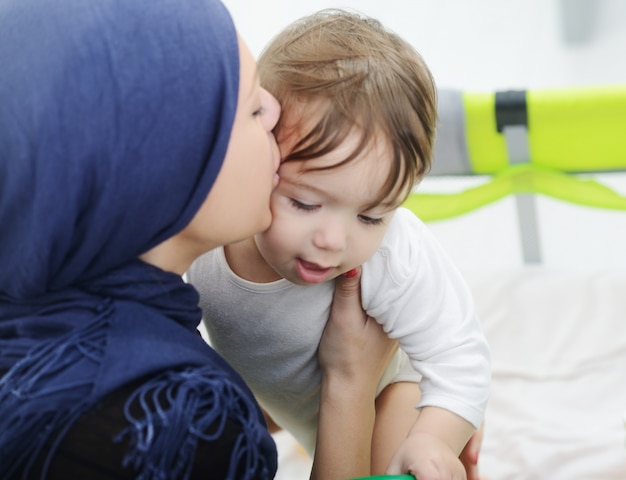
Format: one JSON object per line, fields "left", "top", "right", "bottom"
{"left": 0, "top": 0, "right": 393, "bottom": 478}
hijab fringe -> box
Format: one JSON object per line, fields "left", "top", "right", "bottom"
{"left": 0, "top": 313, "right": 272, "bottom": 480}
{"left": 114, "top": 366, "right": 272, "bottom": 480}
{"left": 0, "top": 312, "right": 109, "bottom": 478}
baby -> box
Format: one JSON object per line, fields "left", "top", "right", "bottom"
{"left": 189, "top": 9, "right": 490, "bottom": 479}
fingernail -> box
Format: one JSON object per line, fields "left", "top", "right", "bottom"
{"left": 343, "top": 268, "right": 358, "bottom": 278}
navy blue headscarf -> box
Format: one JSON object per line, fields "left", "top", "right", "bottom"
{"left": 0, "top": 0, "right": 276, "bottom": 478}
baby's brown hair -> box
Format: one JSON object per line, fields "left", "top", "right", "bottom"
{"left": 258, "top": 9, "right": 437, "bottom": 207}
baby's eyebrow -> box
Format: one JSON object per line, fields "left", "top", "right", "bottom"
{"left": 286, "top": 178, "right": 332, "bottom": 198}
{"left": 373, "top": 199, "right": 397, "bottom": 209}
{"left": 286, "top": 176, "right": 397, "bottom": 213}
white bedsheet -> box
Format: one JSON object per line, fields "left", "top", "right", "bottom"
{"left": 469, "top": 268, "right": 626, "bottom": 479}
{"left": 274, "top": 268, "right": 626, "bottom": 479}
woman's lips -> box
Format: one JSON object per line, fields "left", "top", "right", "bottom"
{"left": 296, "top": 259, "right": 333, "bottom": 284}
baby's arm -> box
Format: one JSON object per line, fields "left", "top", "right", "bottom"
{"left": 362, "top": 209, "right": 490, "bottom": 478}
{"left": 373, "top": 381, "right": 483, "bottom": 480}
{"left": 386, "top": 406, "right": 474, "bottom": 478}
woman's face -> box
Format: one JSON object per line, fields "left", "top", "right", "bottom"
{"left": 183, "top": 34, "right": 281, "bottom": 251}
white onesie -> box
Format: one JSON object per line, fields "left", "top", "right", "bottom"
{"left": 188, "top": 207, "right": 490, "bottom": 455}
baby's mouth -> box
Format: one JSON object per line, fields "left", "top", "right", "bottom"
{"left": 295, "top": 258, "right": 333, "bottom": 284}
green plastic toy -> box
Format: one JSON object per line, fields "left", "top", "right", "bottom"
{"left": 349, "top": 475, "right": 415, "bottom": 480}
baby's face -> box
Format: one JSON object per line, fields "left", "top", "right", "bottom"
{"left": 254, "top": 129, "right": 399, "bottom": 285}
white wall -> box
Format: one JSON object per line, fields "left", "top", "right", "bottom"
{"left": 223, "top": 0, "right": 626, "bottom": 270}
{"left": 224, "top": 0, "right": 626, "bottom": 90}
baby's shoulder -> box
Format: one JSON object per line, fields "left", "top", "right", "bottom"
{"left": 379, "top": 207, "right": 427, "bottom": 259}
{"left": 383, "top": 207, "right": 426, "bottom": 244}
{"left": 363, "top": 208, "right": 426, "bottom": 284}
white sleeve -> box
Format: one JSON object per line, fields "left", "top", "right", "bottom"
{"left": 361, "top": 208, "right": 491, "bottom": 428}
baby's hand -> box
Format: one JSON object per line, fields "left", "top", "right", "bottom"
{"left": 387, "top": 432, "right": 466, "bottom": 480}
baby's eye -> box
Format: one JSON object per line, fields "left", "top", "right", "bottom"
{"left": 252, "top": 106, "right": 265, "bottom": 117}
{"left": 289, "top": 198, "right": 319, "bottom": 211}
{"left": 358, "top": 214, "right": 385, "bottom": 226}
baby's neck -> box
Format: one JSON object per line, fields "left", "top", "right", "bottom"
{"left": 223, "top": 237, "right": 282, "bottom": 283}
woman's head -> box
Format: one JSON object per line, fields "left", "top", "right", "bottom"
{"left": 162, "top": 34, "right": 281, "bottom": 272}
{"left": 258, "top": 8, "right": 438, "bottom": 208}
{"left": 0, "top": 0, "right": 279, "bottom": 297}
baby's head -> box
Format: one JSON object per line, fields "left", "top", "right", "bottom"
{"left": 258, "top": 8, "right": 437, "bottom": 206}
{"left": 254, "top": 9, "right": 437, "bottom": 285}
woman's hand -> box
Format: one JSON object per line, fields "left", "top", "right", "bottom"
{"left": 318, "top": 268, "right": 398, "bottom": 385}
{"left": 312, "top": 267, "right": 398, "bottom": 480}
{"left": 460, "top": 423, "right": 485, "bottom": 480}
